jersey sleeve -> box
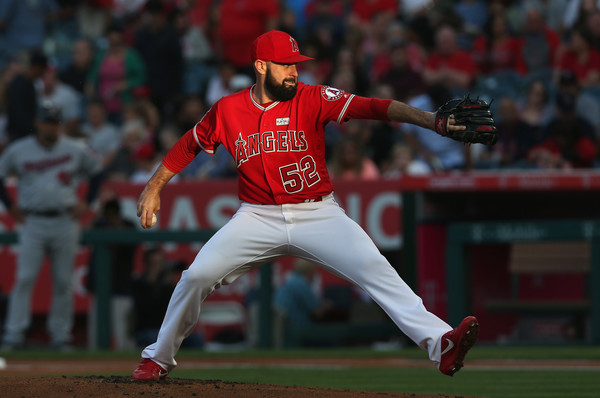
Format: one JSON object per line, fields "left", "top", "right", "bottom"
{"left": 190, "top": 105, "right": 220, "bottom": 154}
{"left": 162, "top": 129, "right": 202, "bottom": 173}
{"left": 314, "top": 85, "right": 391, "bottom": 125}
{"left": 162, "top": 105, "right": 221, "bottom": 174}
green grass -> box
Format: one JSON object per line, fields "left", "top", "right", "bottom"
{"left": 171, "top": 367, "right": 600, "bottom": 398}
{"left": 2, "top": 346, "right": 599, "bottom": 398}
{"left": 3, "top": 345, "right": 600, "bottom": 360}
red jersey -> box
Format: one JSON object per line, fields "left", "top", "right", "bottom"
{"left": 352, "top": 0, "right": 398, "bottom": 22}
{"left": 425, "top": 50, "right": 477, "bottom": 79}
{"left": 218, "top": 0, "right": 280, "bottom": 68}
{"left": 471, "top": 36, "right": 527, "bottom": 75}
{"left": 557, "top": 49, "right": 600, "bottom": 84}
{"left": 163, "top": 82, "right": 391, "bottom": 204}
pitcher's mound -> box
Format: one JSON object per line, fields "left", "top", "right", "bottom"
{"left": 0, "top": 375, "right": 474, "bottom": 398}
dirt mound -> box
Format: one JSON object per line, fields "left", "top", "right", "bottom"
{"left": 0, "top": 375, "right": 468, "bottom": 398}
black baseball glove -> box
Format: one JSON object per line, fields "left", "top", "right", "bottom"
{"left": 434, "top": 95, "right": 497, "bottom": 145}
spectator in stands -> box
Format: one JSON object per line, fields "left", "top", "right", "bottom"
{"left": 173, "top": 7, "right": 215, "bottom": 98}
{"left": 529, "top": 92, "right": 598, "bottom": 169}
{"left": 471, "top": 12, "right": 526, "bottom": 75}
{"left": 130, "top": 126, "right": 182, "bottom": 184}
{"left": 279, "top": 7, "right": 301, "bottom": 42}
{"left": 362, "top": 83, "right": 400, "bottom": 168}
{"left": 423, "top": 25, "right": 477, "bottom": 95}
{"left": 478, "top": 97, "right": 534, "bottom": 169}
{"left": 134, "top": 1, "right": 183, "bottom": 117}
{"left": 37, "top": 66, "right": 83, "bottom": 138}
{"left": 0, "top": 0, "right": 59, "bottom": 69}
{"left": 486, "top": 0, "right": 520, "bottom": 34}
{"left": 454, "top": 0, "right": 488, "bottom": 35}
{"left": 273, "top": 259, "right": 333, "bottom": 327}
{"left": 123, "top": 96, "right": 161, "bottom": 143}
{"left": 132, "top": 246, "right": 173, "bottom": 348}
{"left": 81, "top": 99, "right": 121, "bottom": 168}
{"left": 155, "top": 124, "right": 181, "bottom": 157}
{"left": 359, "top": 12, "right": 397, "bottom": 82}
{"left": 5, "top": 51, "right": 47, "bottom": 142}
{"left": 586, "top": 11, "right": 600, "bottom": 51}
{"left": 305, "top": 0, "right": 346, "bottom": 57}
{"left": 282, "top": 0, "right": 312, "bottom": 33}
{"left": 349, "top": 0, "right": 397, "bottom": 26}
{"left": 563, "top": 0, "right": 599, "bottom": 33}
{"left": 520, "top": 5, "right": 560, "bottom": 76}
{"left": 130, "top": 142, "right": 158, "bottom": 184}
{"left": 132, "top": 247, "right": 203, "bottom": 348}
{"left": 215, "top": 0, "right": 279, "bottom": 75}
{"left": 43, "top": 1, "right": 80, "bottom": 71}
{"left": 87, "top": 198, "right": 137, "bottom": 350}
{"left": 378, "top": 40, "right": 426, "bottom": 102}
{"left": 105, "top": 118, "right": 148, "bottom": 181}
{"left": 331, "top": 47, "right": 369, "bottom": 97}
{"left": 76, "top": 0, "right": 112, "bottom": 40}
{"left": 555, "top": 26, "right": 600, "bottom": 88}
{"left": 516, "top": 79, "right": 553, "bottom": 145}
{"left": 174, "top": 95, "right": 208, "bottom": 134}
{"left": 542, "top": 0, "right": 571, "bottom": 34}
{"left": 329, "top": 136, "right": 380, "bottom": 180}
{"left": 402, "top": 85, "right": 467, "bottom": 171}
{"left": 205, "top": 63, "right": 252, "bottom": 107}
{"left": 404, "top": 1, "right": 444, "bottom": 51}
{"left": 59, "top": 38, "right": 96, "bottom": 95}
{"left": 0, "top": 60, "right": 20, "bottom": 149}
{"left": 385, "top": 22, "right": 427, "bottom": 73}
{"left": 86, "top": 23, "right": 146, "bottom": 125}
{"left": 110, "top": 0, "right": 149, "bottom": 20}
{"left": 382, "top": 143, "right": 430, "bottom": 177}
{"left": 557, "top": 70, "right": 600, "bottom": 140}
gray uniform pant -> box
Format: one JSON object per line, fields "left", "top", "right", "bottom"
{"left": 2, "top": 214, "right": 79, "bottom": 346}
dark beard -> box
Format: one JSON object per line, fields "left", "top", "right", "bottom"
{"left": 265, "top": 68, "right": 297, "bottom": 101}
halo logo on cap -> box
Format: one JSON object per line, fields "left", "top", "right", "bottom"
{"left": 251, "top": 30, "right": 314, "bottom": 64}
{"left": 289, "top": 36, "right": 299, "bottom": 53}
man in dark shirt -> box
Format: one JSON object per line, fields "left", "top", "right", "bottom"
{"left": 88, "top": 199, "right": 137, "bottom": 350}
{"left": 133, "top": 1, "right": 183, "bottom": 116}
{"left": 132, "top": 248, "right": 203, "bottom": 349}
{"left": 6, "top": 51, "right": 47, "bottom": 141}
{"left": 59, "top": 38, "right": 95, "bottom": 95}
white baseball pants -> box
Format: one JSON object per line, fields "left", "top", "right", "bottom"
{"left": 142, "top": 194, "right": 451, "bottom": 370}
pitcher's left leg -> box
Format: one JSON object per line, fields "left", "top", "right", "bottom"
{"left": 288, "top": 200, "right": 451, "bottom": 364}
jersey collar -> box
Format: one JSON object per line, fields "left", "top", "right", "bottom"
{"left": 249, "top": 85, "right": 280, "bottom": 112}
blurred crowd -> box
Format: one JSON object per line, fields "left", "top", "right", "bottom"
{"left": 1, "top": 0, "right": 600, "bottom": 181}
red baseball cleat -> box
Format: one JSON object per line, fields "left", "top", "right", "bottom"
{"left": 132, "top": 359, "right": 169, "bottom": 381}
{"left": 439, "top": 316, "right": 479, "bottom": 376}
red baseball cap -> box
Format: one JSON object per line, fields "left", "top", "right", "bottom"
{"left": 251, "top": 30, "right": 314, "bottom": 64}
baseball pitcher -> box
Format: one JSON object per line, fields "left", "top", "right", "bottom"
{"left": 132, "top": 31, "right": 496, "bottom": 380}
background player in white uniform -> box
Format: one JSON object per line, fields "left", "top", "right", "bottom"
{"left": 0, "top": 102, "right": 103, "bottom": 350}
{"left": 133, "top": 31, "right": 480, "bottom": 380}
